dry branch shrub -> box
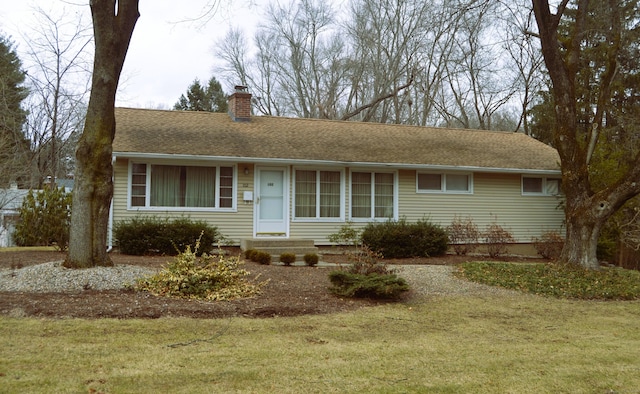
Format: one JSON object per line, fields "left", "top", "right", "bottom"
{"left": 532, "top": 230, "right": 564, "bottom": 259}
{"left": 447, "top": 215, "right": 480, "bottom": 255}
{"left": 483, "top": 223, "right": 515, "bottom": 258}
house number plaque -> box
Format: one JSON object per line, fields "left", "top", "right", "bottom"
{"left": 268, "top": 183, "right": 274, "bottom": 187}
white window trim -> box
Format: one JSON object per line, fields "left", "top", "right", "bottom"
{"left": 292, "top": 167, "right": 345, "bottom": 222}
{"left": 522, "top": 176, "right": 561, "bottom": 196}
{"left": 416, "top": 172, "right": 473, "bottom": 194}
{"left": 127, "top": 161, "right": 237, "bottom": 212}
{"left": 349, "top": 169, "right": 398, "bottom": 222}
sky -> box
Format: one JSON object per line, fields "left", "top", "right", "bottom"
{"left": 0, "top": 0, "right": 259, "bottom": 109}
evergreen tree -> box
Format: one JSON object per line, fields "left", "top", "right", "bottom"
{"left": 174, "top": 76, "right": 228, "bottom": 112}
{"left": 0, "top": 34, "right": 30, "bottom": 187}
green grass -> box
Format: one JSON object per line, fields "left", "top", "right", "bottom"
{"left": 2, "top": 296, "right": 640, "bottom": 393}
{"left": 0, "top": 246, "right": 57, "bottom": 252}
{"left": 458, "top": 261, "right": 640, "bottom": 299}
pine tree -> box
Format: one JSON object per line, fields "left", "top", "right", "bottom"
{"left": 0, "top": 34, "right": 30, "bottom": 187}
{"left": 174, "top": 76, "right": 228, "bottom": 112}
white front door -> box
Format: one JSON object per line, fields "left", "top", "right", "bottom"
{"left": 255, "top": 167, "right": 288, "bottom": 236}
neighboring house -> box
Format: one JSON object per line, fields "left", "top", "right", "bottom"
{"left": 0, "top": 185, "right": 30, "bottom": 248}
{"left": 111, "top": 88, "right": 564, "bottom": 251}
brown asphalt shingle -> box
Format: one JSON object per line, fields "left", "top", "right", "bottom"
{"left": 113, "top": 107, "right": 560, "bottom": 171}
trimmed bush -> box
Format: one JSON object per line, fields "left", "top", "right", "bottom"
{"left": 280, "top": 252, "right": 296, "bottom": 266}
{"left": 360, "top": 218, "right": 448, "bottom": 258}
{"left": 304, "top": 253, "right": 319, "bottom": 267}
{"left": 328, "top": 271, "right": 409, "bottom": 299}
{"left": 13, "top": 187, "right": 72, "bottom": 250}
{"left": 254, "top": 251, "right": 272, "bottom": 265}
{"left": 114, "top": 216, "right": 219, "bottom": 255}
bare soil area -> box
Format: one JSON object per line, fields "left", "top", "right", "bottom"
{"left": 0, "top": 249, "right": 534, "bottom": 319}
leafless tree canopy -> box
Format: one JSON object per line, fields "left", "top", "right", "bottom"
{"left": 214, "top": 0, "right": 543, "bottom": 131}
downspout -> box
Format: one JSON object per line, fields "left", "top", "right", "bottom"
{"left": 107, "top": 154, "right": 116, "bottom": 252}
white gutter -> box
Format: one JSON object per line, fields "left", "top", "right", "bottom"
{"left": 112, "top": 152, "right": 561, "bottom": 175}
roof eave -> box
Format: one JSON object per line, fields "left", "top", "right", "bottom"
{"left": 112, "top": 152, "right": 561, "bottom": 175}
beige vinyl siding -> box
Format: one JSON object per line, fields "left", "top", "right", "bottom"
{"left": 398, "top": 170, "right": 564, "bottom": 242}
{"left": 111, "top": 159, "right": 255, "bottom": 245}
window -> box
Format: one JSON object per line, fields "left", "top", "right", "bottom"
{"left": 417, "top": 172, "right": 471, "bottom": 193}
{"left": 129, "top": 162, "right": 235, "bottom": 209}
{"left": 351, "top": 171, "right": 395, "bottom": 219}
{"left": 522, "top": 176, "right": 561, "bottom": 195}
{"left": 294, "top": 170, "right": 341, "bottom": 219}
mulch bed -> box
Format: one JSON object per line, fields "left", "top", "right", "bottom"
{"left": 0, "top": 250, "right": 390, "bottom": 319}
{"left": 0, "top": 249, "right": 538, "bottom": 319}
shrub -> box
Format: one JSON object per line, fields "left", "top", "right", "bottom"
{"left": 328, "top": 245, "right": 408, "bottom": 299}
{"left": 328, "top": 271, "right": 409, "bottom": 299}
{"left": 280, "top": 252, "right": 296, "bottom": 266}
{"left": 483, "top": 223, "right": 515, "bottom": 258}
{"left": 328, "top": 221, "right": 362, "bottom": 247}
{"left": 244, "top": 249, "right": 258, "bottom": 261}
{"left": 254, "top": 251, "right": 272, "bottom": 265}
{"left": 458, "top": 261, "right": 640, "bottom": 300}
{"left": 532, "top": 230, "right": 565, "bottom": 259}
{"left": 13, "top": 187, "right": 72, "bottom": 250}
{"left": 304, "top": 253, "right": 319, "bottom": 267}
{"left": 447, "top": 216, "right": 480, "bottom": 255}
{"left": 360, "top": 218, "right": 448, "bottom": 258}
{"left": 344, "top": 246, "right": 392, "bottom": 275}
{"left": 114, "top": 216, "right": 218, "bottom": 255}
{"left": 135, "top": 241, "right": 268, "bottom": 301}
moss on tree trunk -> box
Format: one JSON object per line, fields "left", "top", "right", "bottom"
{"left": 65, "top": 0, "right": 139, "bottom": 268}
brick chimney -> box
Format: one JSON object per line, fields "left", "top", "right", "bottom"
{"left": 228, "top": 85, "right": 252, "bottom": 122}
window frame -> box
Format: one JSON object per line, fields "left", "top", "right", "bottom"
{"left": 127, "top": 161, "right": 237, "bottom": 211}
{"left": 416, "top": 171, "right": 473, "bottom": 194}
{"left": 292, "top": 167, "right": 345, "bottom": 222}
{"left": 521, "top": 176, "right": 562, "bottom": 196}
{"left": 349, "top": 169, "right": 398, "bottom": 221}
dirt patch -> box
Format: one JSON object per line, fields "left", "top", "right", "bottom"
{"left": 0, "top": 249, "right": 540, "bottom": 319}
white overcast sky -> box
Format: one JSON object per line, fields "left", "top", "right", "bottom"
{"left": 0, "top": 0, "right": 261, "bottom": 109}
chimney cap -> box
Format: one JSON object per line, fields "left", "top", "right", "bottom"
{"left": 234, "top": 85, "right": 248, "bottom": 92}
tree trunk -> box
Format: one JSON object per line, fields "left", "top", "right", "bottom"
{"left": 561, "top": 201, "right": 603, "bottom": 270}
{"left": 65, "top": 0, "right": 138, "bottom": 268}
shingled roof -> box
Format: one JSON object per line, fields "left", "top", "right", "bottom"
{"left": 113, "top": 107, "right": 560, "bottom": 173}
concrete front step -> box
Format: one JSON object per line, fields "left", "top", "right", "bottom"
{"left": 240, "top": 238, "right": 319, "bottom": 261}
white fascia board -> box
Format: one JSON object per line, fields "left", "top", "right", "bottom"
{"left": 112, "top": 152, "right": 561, "bottom": 175}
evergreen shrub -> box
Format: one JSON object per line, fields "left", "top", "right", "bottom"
{"left": 114, "top": 216, "right": 218, "bottom": 255}
{"left": 304, "top": 253, "right": 319, "bottom": 267}
{"left": 360, "top": 218, "right": 448, "bottom": 258}
{"left": 280, "top": 252, "right": 296, "bottom": 266}
{"left": 13, "top": 187, "right": 72, "bottom": 250}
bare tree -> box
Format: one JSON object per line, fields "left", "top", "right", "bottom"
{"left": 66, "top": 0, "right": 139, "bottom": 268}
{"left": 434, "top": 1, "right": 520, "bottom": 130}
{"left": 499, "top": 3, "right": 545, "bottom": 134}
{"left": 21, "top": 6, "right": 93, "bottom": 187}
